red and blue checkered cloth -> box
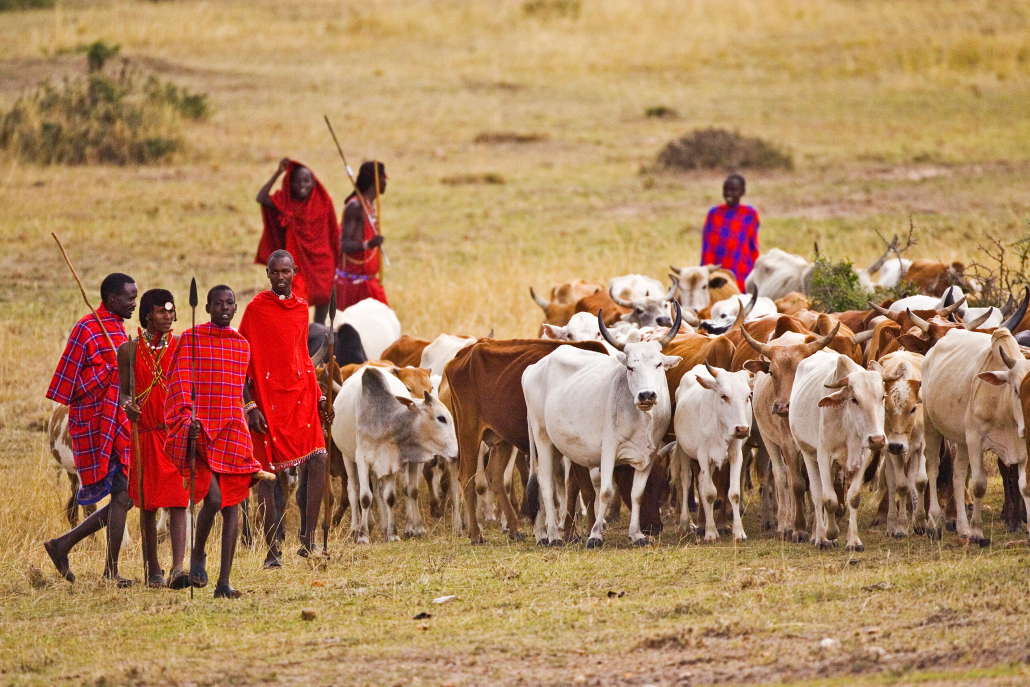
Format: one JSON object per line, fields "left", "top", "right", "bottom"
{"left": 46, "top": 304, "right": 130, "bottom": 487}
{"left": 701, "top": 204, "right": 760, "bottom": 291}
{"left": 164, "top": 322, "right": 260, "bottom": 475}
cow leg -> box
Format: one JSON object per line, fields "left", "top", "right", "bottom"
{"left": 489, "top": 444, "right": 523, "bottom": 541}
{"left": 754, "top": 438, "right": 777, "bottom": 532}
{"left": 962, "top": 433, "right": 988, "bottom": 545}
{"left": 908, "top": 442, "right": 928, "bottom": 535}
{"left": 713, "top": 462, "right": 732, "bottom": 535}
{"left": 446, "top": 459, "right": 463, "bottom": 535}
{"left": 534, "top": 443, "right": 563, "bottom": 546}
{"left": 588, "top": 458, "right": 617, "bottom": 548}
{"left": 951, "top": 441, "right": 974, "bottom": 542}
{"left": 697, "top": 457, "right": 719, "bottom": 543}
{"left": 379, "top": 474, "right": 399, "bottom": 542}
{"left": 884, "top": 453, "right": 901, "bottom": 537}
{"left": 424, "top": 460, "right": 442, "bottom": 520}
{"left": 627, "top": 463, "right": 653, "bottom": 546}
{"left": 404, "top": 463, "right": 425, "bottom": 538}
{"left": 765, "top": 440, "right": 792, "bottom": 541}
{"left": 921, "top": 421, "right": 945, "bottom": 537}
{"left": 475, "top": 443, "right": 495, "bottom": 526}
{"left": 844, "top": 456, "right": 868, "bottom": 552}
{"left": 728, "top": 442, "right": 747, "bottom": 543}
{"left": 676, "top": 448, "right": 695, "bottom": 536}
{"left": 801, "top": 449, "right": 827, "bottom": 548}
{"left": 459, "top": 436, "right": 483, "bottom": 545}
{"left": 815, "top": 447, "right": 841, "bottom": 547}
{"left": 347, "top": 456, "right": 370, "bottom": 544}
{"left": 787, "top": 444, "right": 809, "bottom": 542}
{"left": 1018, "top": 461, "right": 1030, "bottom": 542}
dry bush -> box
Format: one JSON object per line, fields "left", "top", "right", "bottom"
{"left": 967, "top": 232, "right": 1030, "bottom": 307}
{"left": 440, "top": 173, "right": 505, "bottom": 186}
{"left": 473, "top": 131, "right": 548, "bottom": 144}
{"left": 656, "top": 128, "right": 793, "bottom": 172}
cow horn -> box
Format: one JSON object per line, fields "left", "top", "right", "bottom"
{"left": 1000, "top": 286, "right": 1030, "bottom": 332}
{"left": 310, "top": 333, "right": 330, "bottom": 366}
{"left": 939, "top": 295, "right": 966, "bottom": 317}
{"left": 907, "top": 309, "right": 930, "bottom": 333}
{"left": 852, "top": 330, "right": 874, "bottom": 345}
{"left": 803, "top": 320, "right": 841, "bottom": 356}
{"left": 1001, "top": 293, "right": 1017, "bottom": 317}
{"left": 486, "top": 328, "right": 495, "bottom": 339}
{"left": 704, "top": 361, "right": 719, "bottom": 378}
{"left": 670, "top": 265, "right": 683, "bottom": 275}
{"left": 741, "top": 321, "right": 772, "bottom": 357}
{"left": 530, "top": 287, "right": 551, "bottom": 312}
{"left": 742, "top": 283, "right": 759, "bottom": 320}
{"left": 1000, "top": 346, "right": 1018, "bottom": 370}
{"left": 665, "top": 276, "right": 679, "bottom": 301}
{"left": 963, "top": 307, "right": 994, "bottom": 331}
{"left": 658, "top": 302, "right": 683, "bottom": 348}
{"left": 609, "top": 286, "right": 633, "bottom": 308}
{"left": 868, "top": 301, "right": 893, "bottom": 318}
{"left": 824, "top": 375, "right": 850, "bottom": 389}
{"left": 597, "top": 309, "right": 626, "bottom": 352}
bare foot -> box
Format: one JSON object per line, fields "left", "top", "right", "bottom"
{"left": 43, "top": 540, "right": 74, "bottom": 583}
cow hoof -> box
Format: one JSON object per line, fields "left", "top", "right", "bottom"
{"left": 353, "top": 536, "right": 370, "bottom": 545}
{"left": 509, "top": 531, "right": 526, "bottom": 542}
{"left": 632, "top": 538, "right": 651, "bottom": 547}
{"left": 470, "top": 536, "right": 486, "bottom": 546}
{"left": 536, "top": 538, "right": 549, "bottom": 546}
{"left": 913, "top": 526, "right": 925, "bottom": 536}
{"left": 548, "top": 538, "right": 565, "bottom": 547}
{"left": 945, "top": 521, "right": 957, "bottom": 532}
{"left": 1009, "top": 522, "right": 1022, "bottom": 533}
{"left": 816, "top": 539, "right": 835, "bottom": 550}
{"left": 845, "top": 543, "right": 864, "bottom": 552}
{"left": 586, "top": 537, "right": 604, "bottom": 549}
{"left": 891, "top": 531, "right": 907, "bottom": 539}
{"left": 703, "top": 535, "right": 718, "bottom": 544}
{"left": 734, "top": 535, "right": 747, "bottom": 544}
{"left": 977, "top": 537, "right": 991, "bottom": 548}
{"left": 791, "top": 531, "right": 809, "bottom": 544}
{"left": 927, "top": 528, "right": 943, "bottom": 541}
{"left": 870, "top": 516, "right": 885, "bottom": 527}
{"left": 717, "top": 526, "right": 732, "bottom": 536}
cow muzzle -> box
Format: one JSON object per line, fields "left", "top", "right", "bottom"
{"left": 867, "top": 434, "right": 886, "bottom": 450}
{"left": 888, "top": 441, "right": 905, "bottom": 455}
{"left": 733, "top": 425, "right": 750, "bottom": 439}
{"left": 656, "top": 316, "right": 672, "bottom": 328}
{"left": 636, "top": 391, "right": 658, "bottom": 410}
{"left": 772, "top": 401, "right": 790, "bottom": 417}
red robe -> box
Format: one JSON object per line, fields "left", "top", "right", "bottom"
{"left": 126, "top": 332, "right": 189, "bottom": 510}
{"left": 164, "top": 323, "right": 260, "bottom": 476}
{"left": 239, "top": 291, "right": 326, "bottom": 472}
{"left": 335, "top": 195, "right": 388, "bottom": 309}
{"left": 256, "top": 160, "right": 341, "bottom": 306}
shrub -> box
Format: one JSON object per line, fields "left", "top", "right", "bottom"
{"left": 440, "top": 173, "right": 505, "bottom": 186}
{"left": 473, "top": 131, "right": 547, "bottom": 144}
{"left": 86, "top": 41, "right": 120, "bottom": 73}
{"left": 656, "top": 128, "right": 793, "bottom": 172}
{"left": 0, "top": 58, "right": 209, "bottom": 165}
{"left": 809, "top": 254, "right": 869, "bottom": 313}
{"left": 645, "top": 105, "right": 679, "bottom": 119}
{"left": 0, "top": 0, "right": 53, "bottom": 10}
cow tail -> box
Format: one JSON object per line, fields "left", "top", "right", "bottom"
{"left": 523, "top": 415, "right": 540, "bottom": 522}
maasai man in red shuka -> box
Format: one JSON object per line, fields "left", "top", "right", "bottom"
{"left": 117, "top": 289, "right": 190, "bottom": 590}
{"left": 256, "top": 157, "right": 342, "bottom": 326}
{"left": 700, "top": 174, "right": 760, "bottom": 291}
{"left": 336, "top": 160, "right": 388, "bottom": 309}
{"left": 44, "top": 273, "right": 137, "bottom": 587}
{"left": 164, "top": 285, "right": 267, "bottom": 599}
{"left": 239, "top": 250, "right": 332, "bottom": 567}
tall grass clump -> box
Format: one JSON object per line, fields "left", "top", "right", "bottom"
{"left": 656, "top": 128, "right": 793, "bottom": 172}
{"left": 0, "top": 47, "right": 209, "bottom": 165}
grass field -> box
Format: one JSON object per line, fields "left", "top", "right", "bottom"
{"left": 3, "top": 1, "right": 1030, "bottom": 684}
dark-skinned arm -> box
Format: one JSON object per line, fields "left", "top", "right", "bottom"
{"left": 256, "top": 157, "right": 290, "bottom": 208}
{"left": 340, "top": 198, "right": 384, "bottom": 254}
{"left": 116, "top": 341, "right": 141, "bottom": 422}
{"left": 243, "top": 378, "right": 268, "bottom": 433}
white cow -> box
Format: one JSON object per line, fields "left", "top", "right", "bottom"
{"left": 608, "top": 286, "right": 677, "bottom": 329}
{"left": 876, "top": 351, "right": 928, "bottom": 538}
{"left": 672, "top": 363, "right": 753, "bottom": 542}
{"left": 921, "top": 328, "right": 1030, "bottom": 544}
{"left": 331, "top": 366, "right": 458, "bottom": 543}
{"left": 523, "top": 307, "right": 683, "bottom": 547}
{"left": 857, "top": 258, "right": 912, "bottom": 293}
{"left": 701, "top": 292, "right": 776, "bottom": 334}
{"left": 789, "top": 350, "right": 887, "bottom": 551}
{"left": 745, "top": 249, "right": 814, "bottom": 300}
{"left": 332, "top": 298, "right": 401, "bottom": 361}
{"left": 609, "top": 274, "right": 667, "bottom": 301}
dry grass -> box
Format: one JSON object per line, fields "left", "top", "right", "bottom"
{"left": 2, "top": 0, "right": 1030, "bottom": 684}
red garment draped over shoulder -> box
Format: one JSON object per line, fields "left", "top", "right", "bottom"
{"left": 46, "top": 304, "right": 130, "bottom": 487}
{"left": 239, "top": 291, "right": 326, "bottom": 472}
{"left": 256, "top": 160, "right": 341, "bottom": 307}
{"left": 164, "top": 323, "right": 260, "bottom": 476}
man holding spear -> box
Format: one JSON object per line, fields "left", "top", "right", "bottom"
{"left": 44, "top": 272, "right": 137, "bottom": 586}
{"left": 336, "top": 160, "right": 389, "bottom": 309}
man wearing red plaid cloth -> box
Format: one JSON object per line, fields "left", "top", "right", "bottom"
{"left": 44, "top": 273, "right": 137, "bottom": 587}
{"left": 240, "top": 250, "right": 333, "bottom": 568}
{"left": 700, "top": 174, "right": 760, "bottom": 291}
{"left": 165, "top": 284, "right": 270, "bottom": 599}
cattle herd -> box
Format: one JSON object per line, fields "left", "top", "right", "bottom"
{"left": 48, "top": 247, "right": 1030, "bottom": 552}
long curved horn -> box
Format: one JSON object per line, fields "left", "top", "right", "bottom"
{"left": 530, "top": 287, "right": 550, "bottom": 311}
{"left": 803, "top": 320, "right": 841, "bottom": 356}
{"left": 597, "top": 309, "right": 626, "bottom": 352}
{"left": 1001, "top": 346, "right": 1018, "bottom": 370}
{"left": 906, "top": 308, "right": 930, "bottom": 333}
{"left": 1001, "top": 293, "right": 1017, "bottom": 317}
{"left": 852, "top": 330, "right": 874, "bottom": 345}
{"left": 963, "top": 307, "right": 993, "bottom": 331}
{"left": 742, "top": 283, "right": 759, "bottom": 320}
{"left": 658, "top": 302, "right": 683, "bottom": 348}
{"left": 868, "top": 301, "right": 893, "bottom": 318}
{"left": 609, "top": 286, "right": 633, "bottom": 308}
{"left": 1001, "top": 286, "right": 1030, "bottom": 332}
{"left": 939, "top": 295, "right": 966, "bottom": 317}
{"left": 741, "top": 321, "right": 773, "bottom": 357}
{"left": 665, "top": 276, "right": 679, "bottom": 301}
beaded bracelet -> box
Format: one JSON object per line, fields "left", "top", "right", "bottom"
{"left": 243, "top": 401, "right": 258, "bottom": 414}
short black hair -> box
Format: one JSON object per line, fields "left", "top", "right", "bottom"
{"left": 354, "top": 160, "right": 386, "bottom": 194}
{"left": 100, "top": 273, "right": 135, "bottom": 301}
{"left": 206, "top": 284, "right": 234, "bottom": 304}
{"left": 267, "top": 249, "right": 294, "bottom": 267}
{"left": 724, "top": 174, "right": 746, "bottom": 189}
{"left": 139, "top": 289, "right": 175, "bottom": 327}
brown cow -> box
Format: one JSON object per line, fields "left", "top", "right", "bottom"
{"left": 775, "top": 292, "right": 812, "bottom": 316}
{"left": 574, "top": 290, "right": 630, "bottom": 326}
{"left": 667, "top": 265, "right": 740, "bottom": 313}
{"left": 904, "top": 259, "right": 970, "bottom": 297}
{"left": 381, "top": 335, "right": 432, "bottom": 368}
{"left": 531, "top": 279, "right": 605, "bottom": 328}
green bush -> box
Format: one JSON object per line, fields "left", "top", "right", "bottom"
{"left": 809, "top": 254, "right": 870, "bottom": 313}
{"left": 656, "top": 128, "right": 793, "bottom": 172}
{"left": 0, "top": 0, "right": 53, "bottom": 11}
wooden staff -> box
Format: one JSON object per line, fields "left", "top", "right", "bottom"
{"left": 51, "top": 233, "right": 117, "bottom": 353}
{"left": 372, "top": 161, "right": 385, "bottom": 284}
{"left": 128, "top": 339, "right": 147, "bottom": 581}
{"left": 187, "top": 277, "right": 198, "bottom": 600}
{"left": 323, "top": 116, "right": 390, "bottom": 271}
{"left": 321, "top": 289, "right": 337, "bottom": 555}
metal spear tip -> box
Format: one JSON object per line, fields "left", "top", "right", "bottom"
{"left": 328, "top": 287, "right": 337, "bottom": 324}
{"left": 189, "top": 277, "right": 199, "bottom": 309}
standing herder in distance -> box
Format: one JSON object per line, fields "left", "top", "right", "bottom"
{"left": 336, "top": 160, "right": 388, "bottom": 310}
{"left": 700, "top": 174, "right": 760, "bottom": 292}
{"left": 239, "top": 250, "right": 334, "bottom": 567}
{"left": 164, "top": 285, "right": 269, "bottom": 599}
{"left": 117, "top": 289, "right": 190, "bottom": 589}
{"left": 256, "top": 157, "right": 342, "bottom": 326}
{"left": 44, "top": 273, "right": 137, "bottom": 586}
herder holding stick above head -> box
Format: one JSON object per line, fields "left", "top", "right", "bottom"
{"left": 117, "top": 289, "right": 190, "bottom": 590}
{"left": 164, "top": 285, "right": 273, "bottom": 599}
{"left": 44, "top": 273, "right": 137, "bottom": 587}
{"left": 336, "top": 160, "right": 388, "bottom": 310}
{"left": 239, "top": 250, "right": 334, "bottom": 568}
{"left": 256, "top": 158, "right": 341, "bottom": 326}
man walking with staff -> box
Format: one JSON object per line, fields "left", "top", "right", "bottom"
{"left": 44, "top": 272, "right": 137, "bottom": 586}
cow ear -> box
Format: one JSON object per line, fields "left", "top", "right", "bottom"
{"left": 615, "top": 352, "right": 627, "bottom": 365}
{"left": 395, "top": 396, "right": 417, "bottom": 409}
{"left": 423, "top": 390, "right": 433, "bottom": 404}
{"left": 867, "top": 360, "right": 885, "bottom": 375}
{"left": 743, "top": 359, "right": 769, "bottom": 374}
{"left": 663, "top": 355, "right": 683, "bottom": 370}
{"left": 818, "top": 390, "right": 848, "bottom": 408}
{"left": 977, "top": 371, "right": 1009, "bottom": 387}
{"left": 896, "top": 334, "right": 929, "bottom": 354}
{"left": 708, "top": 276, "right": 728, "bottom": 289}
{"left": 694, "top": 373, "right": 717, "bottom": 390}
{"left": 541, "top": 324, "right": 562, "bottom": 340}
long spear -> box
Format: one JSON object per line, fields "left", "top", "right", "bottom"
{"left": 187, "top": 278, "right": 198, "bottom": 600}
{"left": 321, "top": 290, "right": 337, "bottom": 556}
{"left": 128, "top": 339, "right": 147, "bottom": 582}
{"left": 323, "top": 115, "right": 390, "bottom": 270}
{"left": 51, "top": 233, "right": 117, "bottom": 353}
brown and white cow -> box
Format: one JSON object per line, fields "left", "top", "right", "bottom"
{"left": 530, "top": 279, "right": 605, "bottom": 328}
{"left": 875, "top": 351, "right": 927, "bottom": 538}
{"left": 667, "top": 265, "right": 740, "bottom": 314}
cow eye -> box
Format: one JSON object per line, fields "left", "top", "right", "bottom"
{"left": 851, "top": 398, "right": 859, "bottom": 405}
{"left": 910, "top": 407, "right": 916, "bottom": 414}
{"left": 437, "top": 415, "right": 447, "bottom": 423}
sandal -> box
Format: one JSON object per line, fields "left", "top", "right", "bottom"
{"left": 189, "top": 554, "right": 208, "bottom": 588}
{"left": 213, "top": 584, "right": 243, "bottom": 599}
{"left": 168, "top": 568, "right": 190, "bottom": 590}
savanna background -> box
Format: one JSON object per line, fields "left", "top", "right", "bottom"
{"left": 2, "top": 1, "right": 1030, "bottom": 685}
